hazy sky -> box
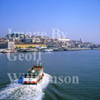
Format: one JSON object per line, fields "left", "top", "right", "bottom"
{"left": 0, "top": 0, "right": 100, "bottom": 44}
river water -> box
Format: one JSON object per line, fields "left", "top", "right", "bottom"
{"left": 0, "top": 50, "right": 100, "bottom": 100}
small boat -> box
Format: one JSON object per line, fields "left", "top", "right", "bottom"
{"left": 17, "top": 48, "right": 38, "bottom": 52}
{"left": 1, "top": 49, "right": 16, "bottom": 53}
{"left": 1, "top": 50, "right": 11, "bottom": 53}
{"left": 23, "top": 65, "right": 44, "bottom": 84}
{"left": 17, "top": 49, "right": 27, "bottom": 52}
{"left": 24, "top": 48, "right": 34, "bottom": 52}
{"left": 43, "top": 49, "right": 54, "bottom": 52}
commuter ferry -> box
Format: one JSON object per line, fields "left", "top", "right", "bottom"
{"left": 23, "top": 65, "right": 44, "bottom": 84}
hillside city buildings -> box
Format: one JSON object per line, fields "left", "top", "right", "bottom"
{"left": 0, "top": 33, "right": 100, "bottom": 51}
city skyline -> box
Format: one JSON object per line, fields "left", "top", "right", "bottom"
{"left": 0, "top": 0, "right": 100, "bottom": 44}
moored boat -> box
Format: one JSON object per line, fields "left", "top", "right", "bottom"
{"left": 1, "top": 49, "right": 16, "bottom": 53}
{"left": 43, "top": 49, "right": 54, "bottom": 52}
{"left": 1, "top": 50, "right": 11, "bottom": 53}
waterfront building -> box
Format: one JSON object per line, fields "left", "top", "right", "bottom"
{"left": 6, "top": 41, "right": 15, "bottom": 49}
{"left": 58, "top": 38, "right": 71, "bottom": 42}
{"left": 0, "top": 40, "right": 15, "bottom": 49}
{"left": 14, "top": 43, "right": 47, "bottom": 49}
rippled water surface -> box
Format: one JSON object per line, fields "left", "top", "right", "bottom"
{"left": 0, "top": 50, "right": 100, "bottom": 100}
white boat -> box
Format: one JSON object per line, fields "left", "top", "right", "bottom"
{"left": 1, "top": 49, "right": 16, "bottom": 53}
{"left": 43, "top": 49, "right": 54, "bottom": 52}
{"left": 23, "top": 65, "right": 44, "bottom": 84}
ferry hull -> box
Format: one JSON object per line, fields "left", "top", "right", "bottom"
{"left": 23, "top": 73, "right": 44, "bottom": 84}
{"left": 22, "top": 65, "right": 44, "bottom": 84}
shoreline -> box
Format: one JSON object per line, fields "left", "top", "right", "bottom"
{"left": 0, "top": 48, "right": 100, "bottom": 53}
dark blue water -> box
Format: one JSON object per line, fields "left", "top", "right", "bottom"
{"left": 0, "top": 50, "right": 100, "bottom": 100}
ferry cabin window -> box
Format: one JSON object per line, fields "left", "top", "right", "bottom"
{"left": 24, "top": 73, "right": 37, "bottom": 78}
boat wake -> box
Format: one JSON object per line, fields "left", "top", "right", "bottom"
{"left": 0, "top": 73, "right": 51, "bottom": 100}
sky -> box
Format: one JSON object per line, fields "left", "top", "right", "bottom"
{"left": 0, "top": 0, "right": 100, "bottom": 44}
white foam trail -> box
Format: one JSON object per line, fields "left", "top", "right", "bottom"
{"left": 0, "top": 73, "right": 51, "bottom": 100}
